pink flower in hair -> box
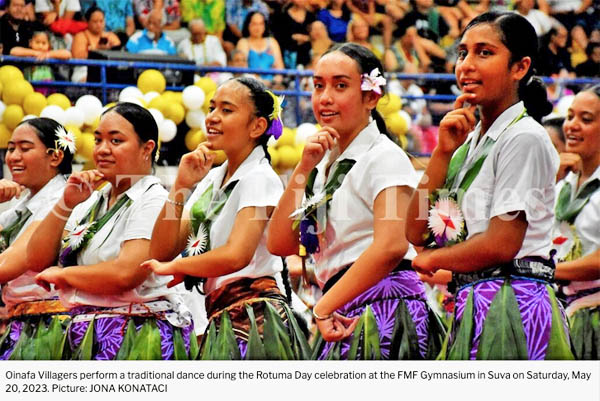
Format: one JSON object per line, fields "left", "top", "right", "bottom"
{"left": 361, "top": 68, "right": 386, "bottom": 94}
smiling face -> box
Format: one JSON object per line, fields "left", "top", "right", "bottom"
{"left": 205, "top": 80, "right": 261, "bottom": 155}
{"left": 311, "top": 51, "right": 376, "bottom": 138}
{"left": 563, "top": 91, "right": 600, "bottom": 162}
{"left": 455, "top": 23, "right": 528, "bottom": 117}
{"left": 93, "top": 111, "right": 153, "bottom": 181}
{"left": 6, "top": 124, "right": 58, "bottom": 195}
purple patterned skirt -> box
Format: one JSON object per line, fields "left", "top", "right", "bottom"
{"left": 69, "top": 305, "right": 194, "bottom": 360}
{"left": 318, "top": 270, "right": 435, "bottom": 360}
{"left": 453, "top": 279, "right": 567, "bottom": 360}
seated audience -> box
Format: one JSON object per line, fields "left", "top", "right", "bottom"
{"left": 126, "top": 9, "right": 177, "bottom": 55}
{"left": 178, "top": 18, "right": 226, "bottom": 66}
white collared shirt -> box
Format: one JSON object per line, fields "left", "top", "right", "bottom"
{"left": 1, "top": 175, "right": 67, "bottom": 306}
{"left": 177, "top": 36, "right": 227, "bottom": 67}
{"left": 185, "top": 146, "right": 284, "bottom": 294}
{"left": 308, "top": 120, "right": 419, "bottom": 288}
{"left": 454, "top": 101, "right": 560, "bottom": 259}
{"left": 60, "top": 175, "right": 181, "bottom": 308}
{"left": 557, "top": 165, "right": 600, "bottom": 296}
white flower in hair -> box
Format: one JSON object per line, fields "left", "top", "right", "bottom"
{"left": 428, "top": 197, "right": 464, "bottom": 244}
{"left": 361, "top": 68, "right": 386, "bottom": 95}
{"left": 55, "top": 126, "right": 76, "bottom": 154}
{"left": 186, "top": 222, "right": 209, "bottom": 256}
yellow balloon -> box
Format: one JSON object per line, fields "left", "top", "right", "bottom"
{"left": 46, "top": 93, "right": 71, "bottom": 110}
{"left": 211, "top": 150, "right": 227, "bottom": 165}
{"left": 23, "top": 92, "right": 48, "bottom": 116}
{"left": 195, "top": 77, "right": 217, "bottom": 96}
{"left": 278, "top": 145, "right": 300, "bottom": 169}
{"left": 376, "top": 93, "right": 402, "bottom": 117}
{"left": 137, "top": 69, "right": 166, "bottom": 94}
{"left": 267, "top": 146, "right": 279, "bottom": 167}
{"left": 163, "top": 103, "right": 185, "bottom": 125}
{"left": 3, "top": 104, "right": 24, "bottom": 130}
{"left": 2, "top": 80, "right": 34, "bottom": 106}
{"left": 184, "top": 128, "right": 206, "bottom": 151}
{"left": 385, "top": 111, "right": 408, "bottom": 137}
{"left": 78, "top": 132, "right": 95, "bottom": 161}
{"left": 162, "top": 91, "right": 183, "bottom": 105}
{"left": 0, "top": 65, "right": 24, "bottom": 86}
{"left": 0, "top": 124, "right": 11, "bottom": 148}
{"left": 276, "top": 127, "right": 296, "bottom": 148}
{"left": 148, "top": 95, "right": 168, "bottom": 114}
{"left": 0, "top": 81, "right": 3, "bottom": 98}
{"left": 203, "top": 90, "right": 215, "bottom": 109}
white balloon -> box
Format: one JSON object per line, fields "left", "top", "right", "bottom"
{"left": 185, "top": 109, "right": 206, "bottom": 130}
{"left": 182, "top": 85, "right": 205, "bottom": 111}
{"left": 75, "top": 95, "right": 103, "bottom": 125}
{"left": 149, "top": 108, "right": 164, "bottom": 128}
{"left": 119, "top": 96, "right": 144, "bottom": 107}
{"left": 119, "top": 86, "right": 144, "bottom": 102}
{"left": 40, "top": 105, "right": 67, "bottom": 125}
{"left": 143, "top": 91, "right": 160, "bottom": 103}
{"left": 64, "top": 106, "right": 85, "bottom": 128}
{"left": 21, "top": 114, "right": 37, "bottom": 122}
{"left": 295, "top": 123, "right": 317, "bottom": 145}
{"left": 0, "top": 101, "right": 6, "bottom": 123}
{"left": 555, "top": 95, "right": 575, "bottom": 118}
{"left": 159, "top": 119, "right": 177, "bottom": 142}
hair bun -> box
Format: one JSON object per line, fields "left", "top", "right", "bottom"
{"left": 520, "top": 76, "right": 552, "bottom": 123}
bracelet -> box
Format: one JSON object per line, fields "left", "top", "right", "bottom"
{"left": 312, "top": 309, "right": 333, "bottom": 321}
{"left": 166, "top": 198, "right": 184, "bottom": 207}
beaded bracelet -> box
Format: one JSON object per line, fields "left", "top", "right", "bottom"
{"left": 166, "top": 198, "right": 184, "bottom": 207}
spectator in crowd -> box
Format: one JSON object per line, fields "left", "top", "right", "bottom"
{"left": 223, "top": 0, "right": 269, "bottom": 52}
{"left": 0, "top": 0, "right": 42, "bottom": 55}
{"left": 388, "top": 20, "right": 446, "bottom": 73}
{"left": 273, "top": 0, "right": 316, "bottom": 69}
{"left": 0, "top": 0, "right": 34, "bottom": 19}
{"left": 513, "top": 0, "right": 560, "bottom": 38}
{"left": 133, "top": 0, "right": 189, "bottom": 44}
{"left": 541, "top": 0, "right": 594, "bottom": 52}
{"left": 178, "top": 18, "right": 226, "bottom": 66}
{"left": 397, "top": 0, "right": 451, "bottom": 45}
{"left": 347, "top": 15, "right": 386, "bottom": 62}
{"left": 71, "top": 6, "right": 121, "bottom": 82}
{"left": 9, "top": 29, "right": 71, "bottom": 81}
{"left": 180, "top": 0, "right": 225, "bottom": 38}
{"left": 575, "top": 42, "right": 600, "bottom": 77}
{"left": 126, "top": 8, "right": 177, "bottom": 55}
{"left": 94, "top": 0, "right": 135, "bottom": 44}
{"left": 542, "top": 116, "right": 566, "bottom": 153}
{"left": 346, "top": 0, "right": 393, "bottom": 51}
{"left": 236, "top": 11, "right": 285, "bottom": 86}
{"left": 538, "top": 25, "right": 574, "bottom": 77}
{"left": 35, "top": 0, "right": 80, "bottom": 27}
{"left": 317, "top": 0, "right": 351, "bottom": 43}
{"left": 308, "top": 20, "right": 332, "bottom": 68}
{"left": 438, "top": 0, "right": 477, "bottom": 38}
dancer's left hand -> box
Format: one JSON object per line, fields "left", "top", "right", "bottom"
{"left": 140, "top": 259, "right": 184, "bottom": 288}
{"left": 412, "top": 249, "right": 439, "bottom": 276}
{"left": 35, "top": 266, "right": 68, "bottom": 291}
{"left": 316, "top": 312, "right": 359, "bottom": 342}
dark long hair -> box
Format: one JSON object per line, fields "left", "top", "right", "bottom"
{"left": 231, "top": 76, "right": 278, "bottom": 164}
{"left": 102, "top": 102, "right": 159, "bottom": 161}
{"left": 322, "top": 42, "right": 391, "bottom": 136}
{"left": 241, "top": 11, "right": 270, "bottom": 38}
{"left": 17, "top": 117, "right": 74, "bottom": 174}
{"left": 462, "top": 12, "right": 552, "bottom": 122}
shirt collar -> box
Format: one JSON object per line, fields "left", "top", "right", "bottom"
{"left": 479, "top": 101, "right": 526, "bottom": 142}
{"left": 210, "top": 146, "right": 268, "bottom": 190}
{"left": 99, "top": 175, "right": 161, "bottom": 203}
{"left": 321, "top": 120, "right": 380, "bottom": 171}
{"left": 21, "top": 174, "right": 66, "bottom": 214}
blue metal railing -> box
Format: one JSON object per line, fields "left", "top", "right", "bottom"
{"left": 2, "top": 55, "right": 600, "bottom": 125}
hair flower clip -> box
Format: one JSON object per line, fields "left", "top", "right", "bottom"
{"left": 361, "top": 68, "right": 386, "bottom": 95}
{"left": 265, "top": 90, "right": 284, "bottom": 139}
{"left": 54, "top": 126, "right": 76, "bottom": 154}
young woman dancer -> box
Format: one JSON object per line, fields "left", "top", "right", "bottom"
{"left": 406, "top": 12, "right": 572, "bottom": 360}
{"left": 552, "top": 86, "right": 600, "bottom": 360}
{"left": 0, "top": 118, "right": 74, "bottom": 359}
{"left": 29, "top": 103, "right": 194, "bottom": 360}
{"left": 141, "top": 76, "right": 309, "bottom": 359}
{"left": 268, "top": 43, "right": 444, "bottom": 360}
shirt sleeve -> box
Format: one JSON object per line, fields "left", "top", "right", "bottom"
{"left": 66, "top": 0, "right": 81, "bottom": 12}
{"left": 235, "top": 168, "right": 284, "bottom": 212}
{"left": 125, "top": 0, "right": 134, "bottom": 18}
{"left": 354, "top": 142, "right": 419, "bottom": 207}
{"left": 490, "top": 129, "right": 558, "bottom": 221}
{"left": 121, "top": 187, "right": 167, "bottom": 241}
{"left": 34, "top": 0, "right": 50, "bottom": 13}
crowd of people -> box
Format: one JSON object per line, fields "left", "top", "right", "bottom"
{"left": 0, "top": 6, "right": 598, "bottom": 360}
